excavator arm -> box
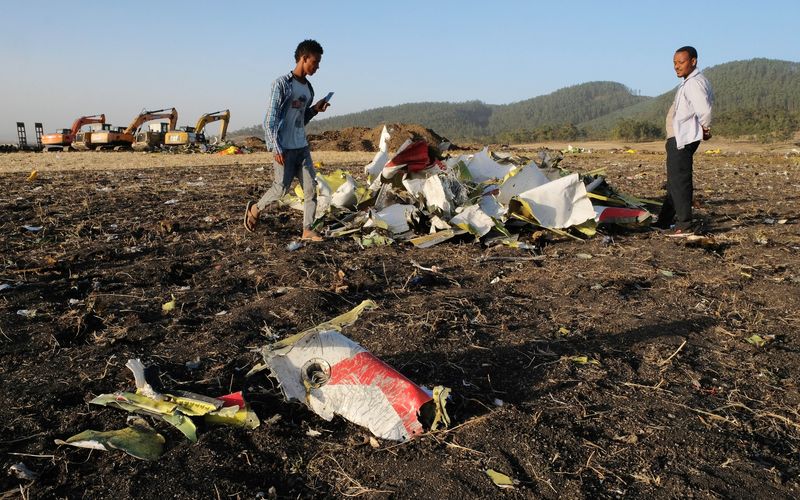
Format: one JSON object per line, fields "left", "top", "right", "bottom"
{"left": 194, "top": 110, "right": 230, "bottom": 140}
{"left": 124, "top": 108, "right": 178, "bottom": 135}
{"left": 69, "top": 114, "right": 106, "bottom": 136}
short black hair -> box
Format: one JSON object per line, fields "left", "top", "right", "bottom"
{"left": 675, "top": 46, "right": 698, "bottom": 59}
{"left": 295, "top": 39, "right": 323, "bottom": 62}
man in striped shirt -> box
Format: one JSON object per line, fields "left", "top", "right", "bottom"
{"left": 245, "top": 39, "right": 330, "bottom": 241}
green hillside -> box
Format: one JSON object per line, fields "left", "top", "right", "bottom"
{"left": 237, "top": 58, "right": 800, "bottom": 142}
{"left": 488, "top": 81, "right": 648, "bottom": 133}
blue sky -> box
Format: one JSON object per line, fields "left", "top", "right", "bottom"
{"left": 1, "top": 0, "right": 797, "bottom": 141}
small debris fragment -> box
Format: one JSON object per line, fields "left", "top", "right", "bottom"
{"left": 486, "top": 469, "right": 517, "bottom": 489}
{"left": 9, "top": 462, "right": 38, "bottom": 481}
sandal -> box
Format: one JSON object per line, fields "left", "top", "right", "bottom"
{"left": 301, "top": 229, "right": 323, "bottom": 242}
{"left": 244, "top": 201, "right": 258, "bottom": 233}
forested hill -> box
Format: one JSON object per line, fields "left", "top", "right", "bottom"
{"left": 237, "top": 59, "right": 800, "bottom": 142}
{"left": 305, "top": 81, "right": 647, "bottom": 141}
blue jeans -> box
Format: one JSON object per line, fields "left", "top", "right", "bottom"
{"left": 256, "top": 147, "right": 317, "bottom": 229}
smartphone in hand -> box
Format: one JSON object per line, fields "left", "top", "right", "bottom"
{"left": 323, "top": 91, "right": 334, "bottom": 102}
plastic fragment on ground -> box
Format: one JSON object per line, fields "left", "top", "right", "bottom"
{"left": 55, "top": 420, "right": 165, "bottom": 461}
{"left": 264, "top": 329, "right": 432, "bottom": 441}
{"left": 514, "top": 173, "right": 595, "bottom": 229}
{"left": 161, "top": 296, "right": 176, "bottom": 314}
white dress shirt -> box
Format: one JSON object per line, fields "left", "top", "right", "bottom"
{"left": 671, "top": 68, "right": 713, "bottom": 149}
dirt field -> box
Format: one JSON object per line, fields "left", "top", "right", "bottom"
{"left": 2, "top": 142, "right": 800, "bottom": 498}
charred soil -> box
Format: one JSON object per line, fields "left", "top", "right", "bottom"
{"left": 1, "top": 148, "right": 800, "bottom": 498}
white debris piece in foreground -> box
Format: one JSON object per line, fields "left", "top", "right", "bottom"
{"left": 265, "top": 329, "right": 432, "bottom": 441}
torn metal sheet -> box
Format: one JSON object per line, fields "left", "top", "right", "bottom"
{"left": 92, "top": 359, "right": 257, "bottom": 442}
{"left": 429, "top": 215, "right": 452, "bottom": 232}
{"left": 386, "top": 140, "right": 430, "bottom": 173}
{"left": 270, "top": 299, "right": 378, "bottom": 352}
{"left": 449, "top": 205, "right": 495, "bottom": 237}
{"left": 515, "top": 173, "right": 595, "bottom": 229}
{"left": 364, "top": 126, "right": 392, "bottom": 179}
{"left": 496, "top": 161, "right": 550, "bottom": 205}
{"left": 478, "top": 194, "right": 506, "bottom": 220}
{"left": 593, "top": 206, "right": 652, "bottom": 224}
{"left": 422, "top": 175, "right": 453, "bottom": 216}
{"left": 264, "top": 329, "right": 432, "bottom": 441}
{"left": 401, "top": 175, "right": 428, "bottom": 198}
{"left": 464, "top": 147, "right": 515, "bottom": 183}
{"left": 55, "top": 419, "right": 165, "bottom": 461}
{"left": 410, "top": 229, "right": 464, "bottom": 248}
{"left": 364, "top": 204, "right": 417, "bottom": 234}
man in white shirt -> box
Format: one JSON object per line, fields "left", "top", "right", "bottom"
{"left": 656, "top": 46, "right": 713, "bottom": 234}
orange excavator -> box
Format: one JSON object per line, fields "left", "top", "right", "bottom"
{"left": 41, "top": 114, "right": 105, "bottom": 151}
{"left": 164, "top": 109, "right": 230, "bottom": 147}
{"left": 77, "top": 108, "right": 178, "bottom": 151}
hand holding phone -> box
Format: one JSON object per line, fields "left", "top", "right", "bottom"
{"left": 323, "top": 91, "right": 334, "bottom": 103}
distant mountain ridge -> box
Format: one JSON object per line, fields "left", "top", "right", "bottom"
{"left": 235, "top": 59, "right": 800, "bottom": 142}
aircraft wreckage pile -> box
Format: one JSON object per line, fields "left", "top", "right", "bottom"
{"left": 289, "top": 126, "right": 656, "bottom": 248}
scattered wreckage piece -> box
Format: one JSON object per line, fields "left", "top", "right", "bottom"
{"left": 55, "top": 418, "right": 165, "bottom": 461}
{"left": 89, "top": 359, "right": 259, "bottom": 444}
{"left": 256, "top": 300, "right": 450, "bottom": 441}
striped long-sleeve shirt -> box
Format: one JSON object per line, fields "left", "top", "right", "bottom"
{"left": 263, "top": 72, "right": 317, "bottom": 155}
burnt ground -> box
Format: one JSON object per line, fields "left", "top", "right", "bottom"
{"left": 1, "top": 148, "right": 799, "bottom": 499}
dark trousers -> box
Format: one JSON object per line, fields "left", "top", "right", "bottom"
{"left": 658, "top": 137, "right": 699, "bottom": 230}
